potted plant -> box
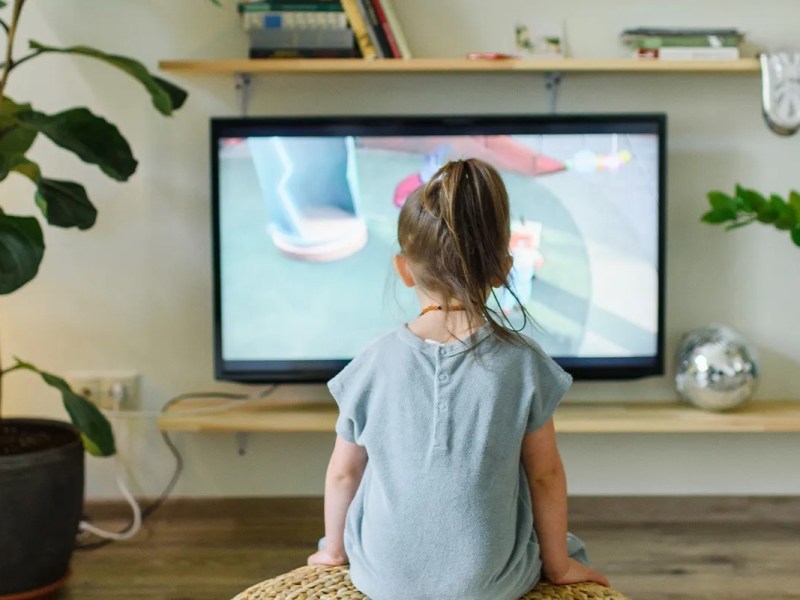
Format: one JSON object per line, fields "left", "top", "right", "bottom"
{"left": 0, "top": 0, "right": 197, "bottom": 596}
{"left": 701, "top": 185, "right": 800, "bottom": 246}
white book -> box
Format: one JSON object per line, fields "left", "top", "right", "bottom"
{"left": 640, "top": 47, "right": 740, "bottom": 60}
{"left": 242, "top": 11, "right": 349, "bottom": 31}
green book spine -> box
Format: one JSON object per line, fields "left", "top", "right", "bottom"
{"left": 624, "top": 35, "right": 741, "bottom": 49}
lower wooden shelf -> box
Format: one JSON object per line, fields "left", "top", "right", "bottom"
{"left": 157, "top": 398, "right": 800, "bottom": 434}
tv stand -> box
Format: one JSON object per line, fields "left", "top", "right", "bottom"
{"left": 158, "top": 397, "right": 800, "bottom": 434}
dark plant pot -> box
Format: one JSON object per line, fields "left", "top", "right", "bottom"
{"left": 0, "top": 418, "right": 84, "bottom": 598}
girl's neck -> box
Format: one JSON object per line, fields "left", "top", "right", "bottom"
{"left": 408, "top": 291, "right": 485, "bottom": 344}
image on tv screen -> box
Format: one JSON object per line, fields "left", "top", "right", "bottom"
{"left": 217, "top": 129, "right": 661, "bottom": 371}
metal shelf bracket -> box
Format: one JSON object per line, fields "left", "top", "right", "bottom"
{"left": 236, "top": 73, "right": 253, "bottom": 116}
{"left": 545, "top": 71, "right": 563, "bottom": 114}
{"left": 236, "top": 431, "right": 249, "bottom": 457}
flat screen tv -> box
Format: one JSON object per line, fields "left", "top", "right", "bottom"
{"left": 211, "top": 114, "right": 666, "bottom": 383}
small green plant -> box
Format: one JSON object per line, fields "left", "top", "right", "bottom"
{"left": 702, "top": 185, "right": 800, "bottom": 247}
{"left": 0, "top": 0, "right": 218, "bottom": 455}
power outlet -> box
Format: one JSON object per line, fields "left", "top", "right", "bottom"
{"left": 66, "top": 371, "right": 140, "bottom": 411}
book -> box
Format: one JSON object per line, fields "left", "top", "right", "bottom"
{"left": 354, "top": 0, "right": 386, "bottom": 57}
{"left": 239, "top": 2, "right": 344, "bottom": 13}
{"left": 635, "top": 46, "right": 740, "bottom": 60}
{"left": 380, "top": 0, "right": 411, "bottom": 58}
{"left": 242, "top": 11, "right": 349, "bottom": 30}
{"left": 359, "top": 0, "right": 395, "bottom": 58}
{"left": 621, "top": 28, "right": 744, "bottom": 49}
{"left": 239, "top": 0, "right": 341, "bottom": 4}
{"left": 249, "top": 47, "right": 360, "bottom": 58}
{"left": 624, "top": 35, "right": 742, "bottom": 49}
{"left": 339, "top": 0, "right": 378, "bottom": 59}
{"left": 370, "top": 0, "right": 401, "bottom": 58}
{"left": 249, "top": 27, "right": 354, "bottom": 49}
{"left": 240, "top": 0, "right": 339, "bottom": 3}
{"left": 621, "top": 27, "right": 743, "bottom": 37}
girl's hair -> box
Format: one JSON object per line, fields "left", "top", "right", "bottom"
{"left": 398, "top": 158, "right": 530, "bottom": 343}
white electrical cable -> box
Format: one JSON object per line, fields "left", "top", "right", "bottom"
{"left": 78, "top": 384, "right": 143, "bottom": 541}
{"left": 78, "top": 464, "right": 142, "bottom": 540}
{"left": 98, "top": 386, "right": 280, "bottom": 420}
{"left": 100, "top": 398, "right": 256, "bottom": 420}
{"left": 77, "top": 385, "right": 278, "bottom": 545}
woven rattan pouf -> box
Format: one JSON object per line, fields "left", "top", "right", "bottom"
{"left": 232, "top": 565, "right": 630, "bottom": 600}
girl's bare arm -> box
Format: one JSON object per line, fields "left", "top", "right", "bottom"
{"left": 521, "top": 419, "right": 609, "bottom": 586}
{"left": 308, "top": 435, "right": 368, "bottom": 565}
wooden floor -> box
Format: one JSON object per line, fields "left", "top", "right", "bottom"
{"left": 57, "top": 497, "right": 800, "bottom": 600}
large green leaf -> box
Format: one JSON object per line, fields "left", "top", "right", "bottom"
{"left": 0, "top": 150, "right": 38, "bottom": 182}
{"left": 0, "top": 97, "right": 32, "bottom": 118}
{"left": 0, "top": 123, "right": 36, "bottom": 164}
{"left": 19, "top": 108, "right": 137, "bottom": 181}
{"left": 12, "top": 359, "right": 116, "bottom": 457}
{"left": 0, "top": 211, "right": 44, "bottom": 294}
{"left": 29, "top": 41, "right": 187, "bottom": 116}
{"left": 35, "top": 178, "right": 97, "bottom": 229}
{"left": 152, "top": 76, "right": 188, "bottom": 112}
{"left": 11, "top": 157, "right": 41, "bottom": 182}
{"left": 0, "top": 99, "right": 37, "bottom": 181}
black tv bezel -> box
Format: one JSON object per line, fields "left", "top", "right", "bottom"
{"left": 211, "top": 114, "right": 667, "bottom": 383}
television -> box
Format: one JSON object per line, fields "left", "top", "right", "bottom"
{"left": 211, "top": 114, "right": 666, "bottom": 383}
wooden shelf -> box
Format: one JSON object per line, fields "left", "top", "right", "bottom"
{"left": 158, "top": 399, "right": 800, "bottom": 434}
{"left": 158, "top": 57, "right": 760, "bottom": 76}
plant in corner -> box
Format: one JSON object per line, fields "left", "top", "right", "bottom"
{"left": 0, "top": 0, "right": 214, "bottom": 596}
{"left": 701, "top": 185, "right": 800, "bottom": 247}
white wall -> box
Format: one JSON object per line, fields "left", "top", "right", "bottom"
{"left": 2, "top": 0, "right": 799, "bottom": 498}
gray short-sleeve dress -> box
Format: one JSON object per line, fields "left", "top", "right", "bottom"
{"left": 328, "top": 322, "right": 579, "bottom": 600}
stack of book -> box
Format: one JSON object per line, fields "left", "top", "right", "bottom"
{"left": 238, "top": 0, "right": 410, "bottom": 59}
{"left": 621, "top": 27, "right": 745, "bottom": 61}
{"left": 239, "top": 0, "right": 359, "bottom": 58}
{"left": 339, "top": 0, "right": 411, "bottom": 59}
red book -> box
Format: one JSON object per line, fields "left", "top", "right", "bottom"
{"left": 370, "top": 0, "right": 401, "bottom": 58}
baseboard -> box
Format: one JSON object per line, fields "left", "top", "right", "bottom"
{"left": 83, "top": 496, "right": 800, "bottom": 524}
{"left": 568, "top": 495, "right": 800, "bottom": 524}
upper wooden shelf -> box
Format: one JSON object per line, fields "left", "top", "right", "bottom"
{"left": 158, "top": 57, "right": 761, "bottom": 76}
{"left": 158, "top": 399, "right": 800, "bottom": 434}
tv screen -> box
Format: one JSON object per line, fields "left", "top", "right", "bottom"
{"left": 211, "top": 115, "right": 666, "bottom": 382}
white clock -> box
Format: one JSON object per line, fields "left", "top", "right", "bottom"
{"left": 760, "top": 50, "right": 800, "bottom": 136}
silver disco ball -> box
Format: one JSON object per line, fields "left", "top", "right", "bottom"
{"left": 675, "top": 325, "right": 759, "bottom": 412}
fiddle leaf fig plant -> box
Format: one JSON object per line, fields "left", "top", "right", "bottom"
{"left": 0, "top": 0, "right": 208, "bottom": 456}
{"left": 702, "top": 185, "right": 800, "bottom": 247}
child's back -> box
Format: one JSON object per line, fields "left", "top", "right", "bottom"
{"left": 308, "top": 158, "right": 609, "bottom": 599}
{"left": 330, "top": 323, "right": 570, "bottom": 600}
